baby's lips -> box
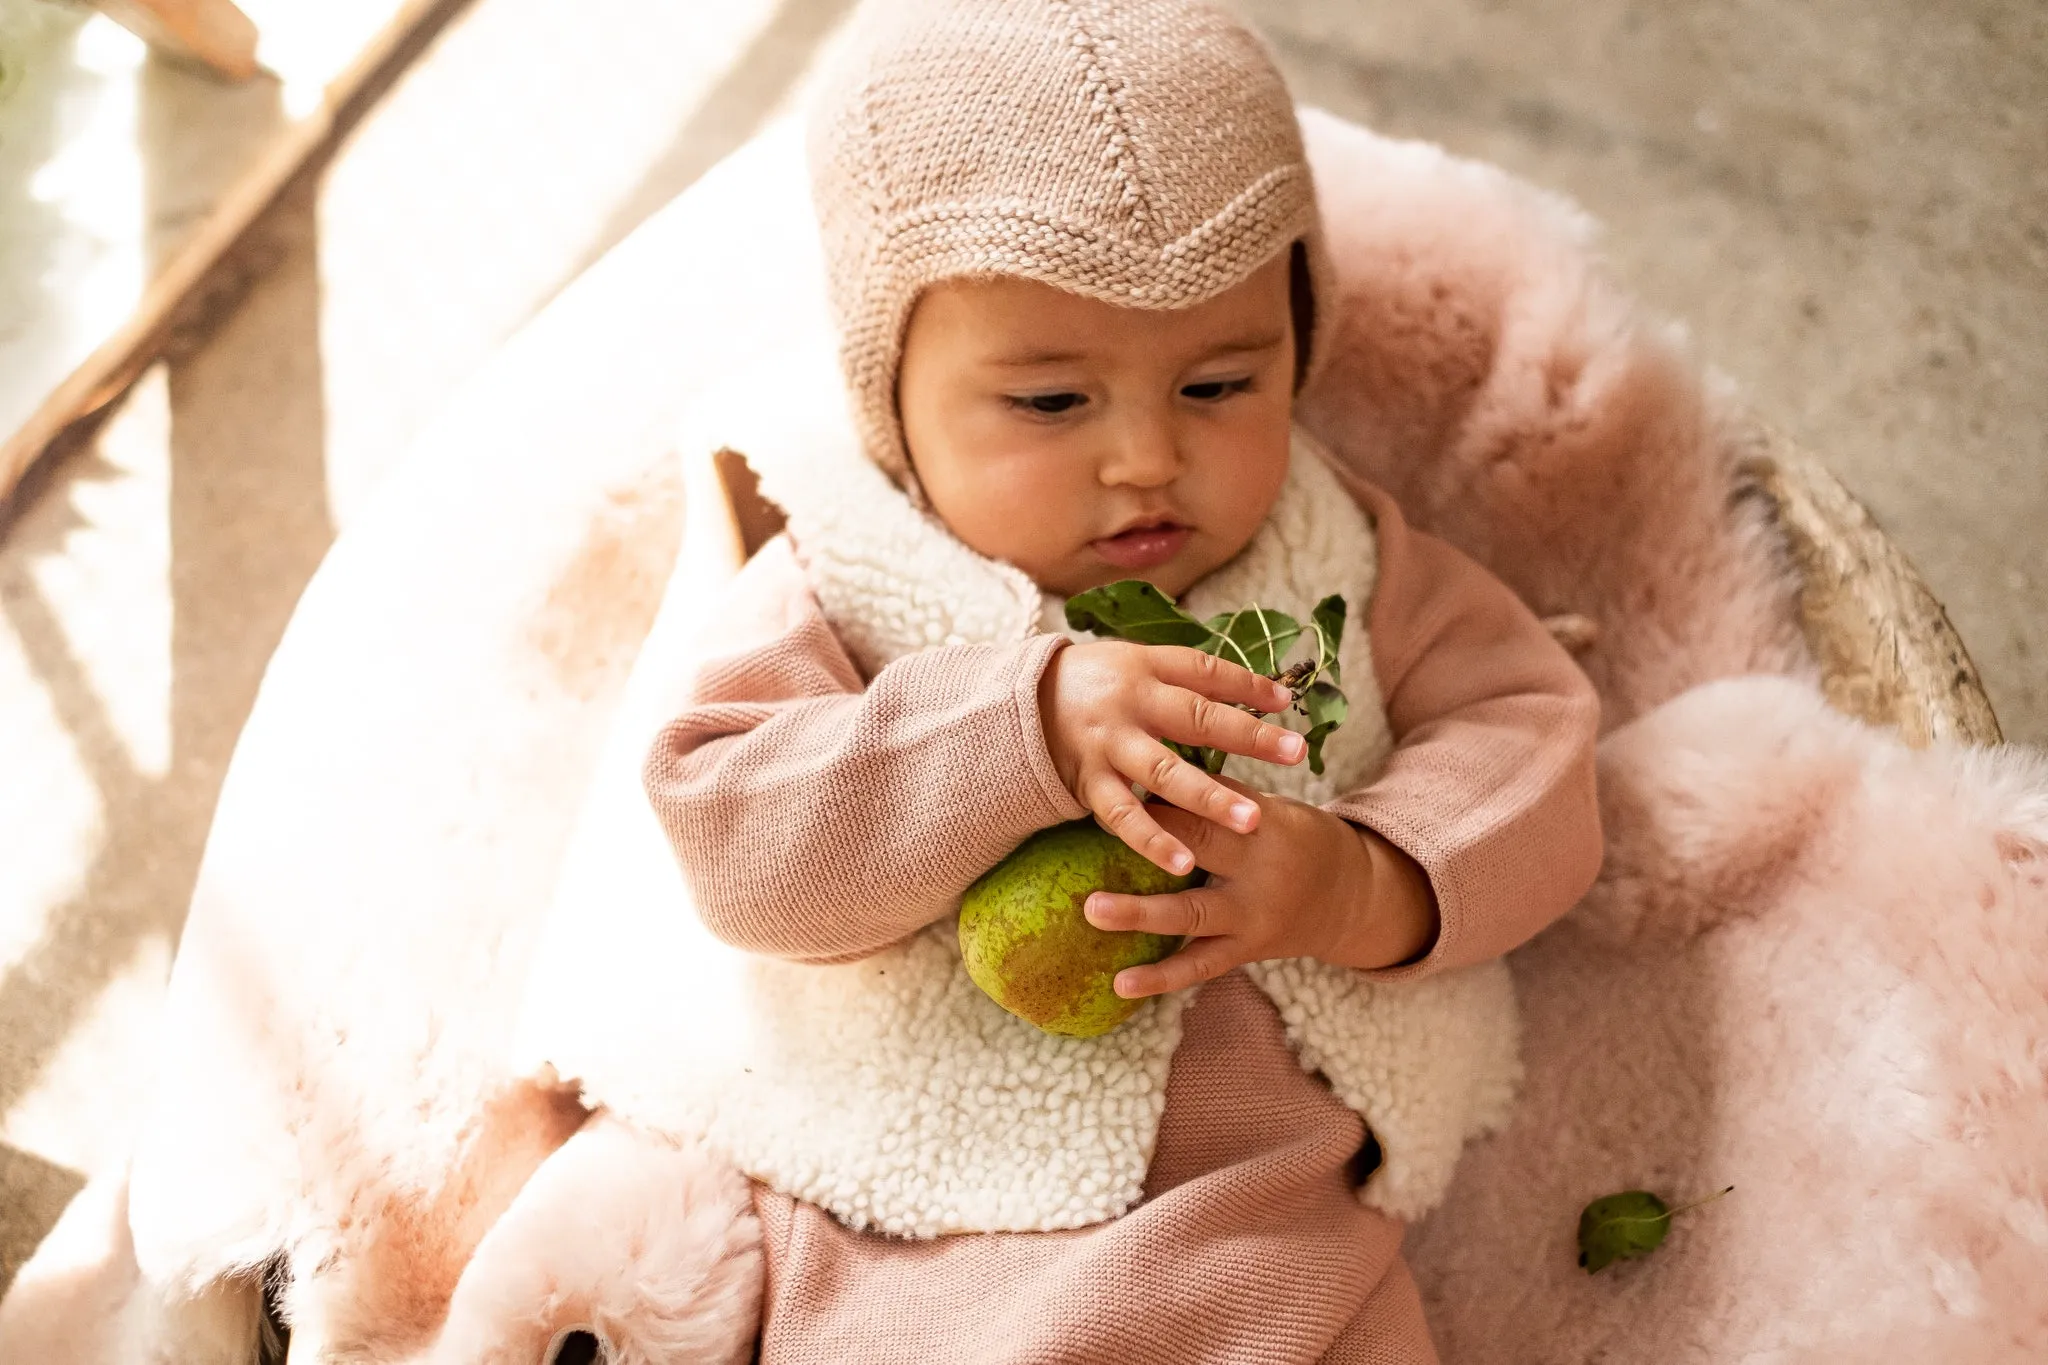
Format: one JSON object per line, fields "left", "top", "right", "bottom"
{"left": 1091, "top": 523, "right": 1192, "bottom": 570}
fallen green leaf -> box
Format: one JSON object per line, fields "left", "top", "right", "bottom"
{"left": 1576, "top": 1191, "right": 1670, "bottom": 1273}
{"left": 1065, "top": 581, "right": 1213, "bottom": 646}
{"left": 1577, "top": 1186, "right": 1733, "bottom": 1273}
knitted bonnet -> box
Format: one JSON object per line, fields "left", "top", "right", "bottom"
{"left": 805, "top": 0, "right": 1332, "bottom": 483}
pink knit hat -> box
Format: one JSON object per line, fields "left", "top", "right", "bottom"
{"left": 805, "top": 0, "right": 1331, "bottom": 484}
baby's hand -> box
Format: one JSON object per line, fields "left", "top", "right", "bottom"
{"left": 1081, "top": 776, "right": 1438, "bottom": 997}
{"left": 1038, "top": 641, "right": 1305, "bottom": 874}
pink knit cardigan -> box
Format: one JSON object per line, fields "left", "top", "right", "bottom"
{"left": 641, "top": 473, "right": 1602, "bottom": 1362}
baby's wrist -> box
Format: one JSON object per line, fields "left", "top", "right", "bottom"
{"left": 1330, "top": 822, "right": 1439, "bottom": 971}
{"left": 1033, "top": 641, "right": 1082, "bottom": 795}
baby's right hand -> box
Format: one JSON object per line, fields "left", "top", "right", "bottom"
{"left": 1037, "top": 641, "right": 1307, "bottom": 875}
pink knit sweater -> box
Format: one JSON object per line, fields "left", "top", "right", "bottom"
{"left": 645, "top": 476, "right": 1601, "bottom": 1362}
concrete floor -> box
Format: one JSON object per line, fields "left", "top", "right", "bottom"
{"left": 1248, "top": 0, "right": 2048, "bottom": 742}
{"left": 0, "top": 0, "right": 2041, "bottom": 1297}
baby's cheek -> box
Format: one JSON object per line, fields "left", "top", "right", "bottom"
{"left": 922, "top": 447, "right": 1098, "bottom": 587}
{"left": 1192, "top": 420, "right": 1292, "bottom": 552}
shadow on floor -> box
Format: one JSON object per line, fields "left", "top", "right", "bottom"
{"left": 0, "top": 1144, "right": 85, "bottom": 1292}
{"left": 0, "top": 95, "right": 333, "bottom": 1298}
{"left": 0, "top": 0, "right": 851, "bottom": 1299}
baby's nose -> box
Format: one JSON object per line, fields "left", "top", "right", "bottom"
{"left": 1099, "top": 425, "right": 1182, "bottom": 486}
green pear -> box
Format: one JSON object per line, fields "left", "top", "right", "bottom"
{"left": 959, "top": 819, "right": 1196, "bottom": 1037}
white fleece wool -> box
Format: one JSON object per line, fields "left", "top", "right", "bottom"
{"left": 662, "top": 925, "right": 1190, "bottom": 1237}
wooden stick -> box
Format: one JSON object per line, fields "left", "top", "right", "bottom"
{"left": 91, "top": 0, "right": 261, "bottom": 81}
{"left": 0, "top": 0, "right": 475, "bottom": 514}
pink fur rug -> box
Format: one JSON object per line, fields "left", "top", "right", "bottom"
{"left": 1295, "top": 108, "right": 1807, "bottom": 730}
{"left": 1412, "top": 678, "right": 2048, "bottom": 1360}
{"left": 4, "top": 110, "right": 2044, "bottom": 1363}
{"left": 1297, "top": 110, "right": 2048, "bottom": 1360}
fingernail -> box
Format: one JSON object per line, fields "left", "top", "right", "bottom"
{"left": 1169, "top": 850, "right": 1193, "bottom": 874}
{"left": 1112, "top": 971, "right": 1138, "bottom": 998}
{"left": 1229, "top": 801, "right": 1257, "bottom": 829}
{"left": 1279, "top": 733, "right": 1306, "bottom": 760}
{"left": 1084, "top": 893, "right": 1110, "bottom": 924}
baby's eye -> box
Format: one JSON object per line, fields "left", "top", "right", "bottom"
{"left": 1008, "top": 392, "right": 1087, "bottom": 416}
{"left": 1181, "top": 377, "right": 1255, "bottom": 402}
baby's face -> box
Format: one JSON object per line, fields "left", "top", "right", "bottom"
{"left": 896, "top": 252, "right": 1295, "bottom": 598}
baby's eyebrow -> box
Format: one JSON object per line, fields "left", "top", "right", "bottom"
{"left": 987, "top": 348, "right": 1091, "bottom": 367}
{"left": 1201, "top": 330, "right": 1287, "bottom": 357}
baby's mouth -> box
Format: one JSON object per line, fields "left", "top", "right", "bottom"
{"left": 1091, "top": 520, "right": 1192, "bottom": 570}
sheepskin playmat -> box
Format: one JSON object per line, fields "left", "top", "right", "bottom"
{"left": 1, "top": 110, "right": 2043, "bottom": 1363}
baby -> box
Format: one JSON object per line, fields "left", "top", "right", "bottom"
{"left": 644, "top": 0, "right": 1601, "bottom": 1359}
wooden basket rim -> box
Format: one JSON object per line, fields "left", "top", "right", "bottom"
{"left": 1747, "top": 426, "right": 2000, "bottom": 747}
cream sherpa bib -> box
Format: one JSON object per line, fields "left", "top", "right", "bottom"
{"left": 517, "top": 298, "right": 1520, "bottom": 1234}
{"left": 604, "top": 384, "right": 1522, "bottom": 1234}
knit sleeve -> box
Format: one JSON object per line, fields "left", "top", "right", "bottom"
{"left": 1324, "top": 477, "right": 1603, "bottom": 980}
{"left": 642, "top": 536, "right": 1088, "bottom": 963}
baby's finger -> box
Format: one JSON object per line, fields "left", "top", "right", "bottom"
{"left": 1149, "top": 646, "right": 1294, "bottom": 713}
{"left": 1110, "top": 735, "right": 1260, "bottom": 835}
{"left": 1147, "top": 685, "right": 1306, "bottom": 767}
{"left": 1085, "top": 884, "right": 1240, "bottom": 939}
{"left": 1084, "top": 771, "right": 1194, "bottom": 876}
{"left": 1113, "top": 936, "right": 1245, "bottom": 998}
{"left": 1151, "top": 802, "right": 1250, "bottom": 876}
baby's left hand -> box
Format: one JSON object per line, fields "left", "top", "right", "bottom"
{"left": 1083, "top": 775, "right": 1438, "bottom": 998}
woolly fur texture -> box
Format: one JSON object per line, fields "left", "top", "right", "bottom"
{"left": 1409, "top": 679, "right": 2048, "bottom": 1361}
{"left": 431, "top": 1117, "right": 761, "bottom": 1365}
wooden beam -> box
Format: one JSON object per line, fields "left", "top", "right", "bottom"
{"left": 0, "top": 0, "right": 476, "bottom": 515}
{"left": 92, "top": 0, "right": 261, "bottom": 81}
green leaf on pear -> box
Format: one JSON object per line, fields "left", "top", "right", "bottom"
{"left": 1162, "top": 739, "right": 1227, "bottom": 775}
{"left": 1309, "top": 594, "right": 1346, "bottom": 684}
{"left": 1201, "top": 605, "right": 1302, "bottom": 675}
{"left": 1064, "top": 582, "right": 1352, "bottom": 777}
{"left": 1299, "top": 681, "right": 1348, "bottom": 776}
{"left": 1065, "top": 581, "right": 1214, "bottom": 647}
